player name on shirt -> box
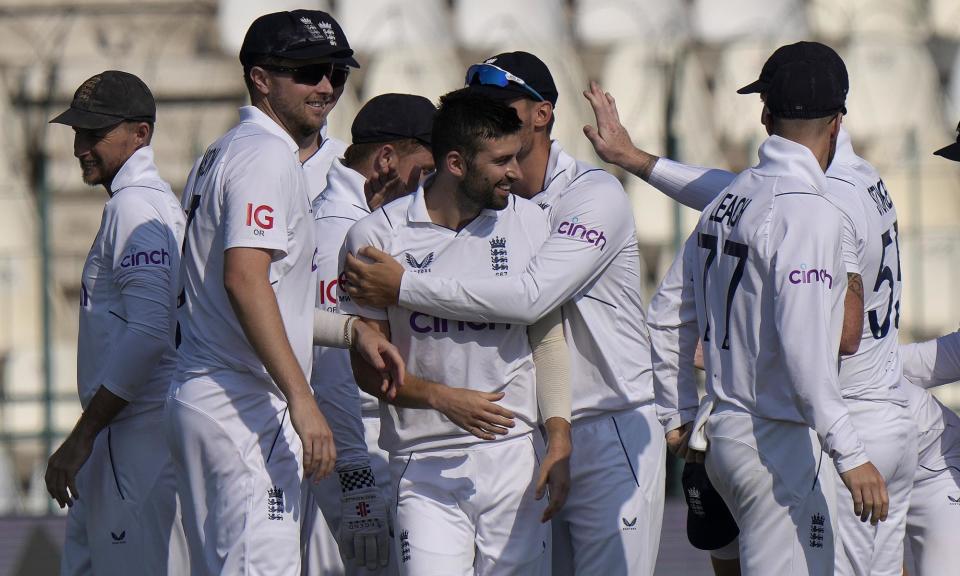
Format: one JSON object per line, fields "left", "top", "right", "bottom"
{"left": 707, "top": 193, "right": 752, "bottom": 228}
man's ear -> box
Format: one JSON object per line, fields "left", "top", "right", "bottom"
{"left": 249, "top": 66, "right": 271, "bottom": 96}
{"left": 445, "top": 150, "right": 466, "bottom": 178}
{"left": 373, "top": 144, "right": 396, "bottom": 175}
{"left": 534, "top": 101, "right": 553, "bottom": 130}
{"left": 133, "top": 121, "right": 151, "bottom": 146}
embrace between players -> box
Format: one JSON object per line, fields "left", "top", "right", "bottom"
{"left": 40, "top": 7, "right": 960, "bottom": 576}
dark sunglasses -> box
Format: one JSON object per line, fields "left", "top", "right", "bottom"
{"left": 465, "top": 63, "right": 545, "bottom": 102}
{"left": 262, "top": 63, "right": 350, "bottom": 88}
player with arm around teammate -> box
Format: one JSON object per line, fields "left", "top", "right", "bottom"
{"left": 303, "top": 93, "right": 437, "bottom": 576}
{"left": 164, "top": 12, "right": 402, "bottom": 576}
{"left": 343, "top": 52, "right": 665, "bottom": 576}
{"left": 339, "top": 89, "right": 572, "bottom": 576}
{"left": 45, "top": 71, "right": 188, "bottom": 576}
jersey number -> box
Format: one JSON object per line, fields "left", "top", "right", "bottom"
{"left": 698, "top": 233, "right": 748, "bottom": 350}
{"left": 868, "top": 220, "right": 901, "bottom": 339}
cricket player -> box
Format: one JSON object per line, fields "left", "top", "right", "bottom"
{"left": 165, "top": 12, "right": 402, "bottom": 575}
{"left": 303, "top": 93, "right": 436, "bottom": 576}
{"left": 689, "top": 60, "right": 888, "bottom": 575}
{"left": 587, "top": 42, "right": 915, "bottom": 576}
{"left": 45, "top": 71, "right": 188, "bottom": 576}
{"left": 339, "top": 89, "right": 572, "bottom": 576}
{"left": 342, "top": 52, "right": 665, "bottom": 575}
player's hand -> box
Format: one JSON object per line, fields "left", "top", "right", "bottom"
{"left": 338, "top": 467, "right": 391, "bottom": 570}
{"left": 693, "top": 339, "right": 705, "bottom": 371}
{"left": 839, "top": 461, "right": 889, "bottom": 525}
{"left": 365, "top": 163, "right": 412, "bottom": 209}
{"left": 353, "top": 320, "right": 405, "bottom": 399}
{"left": 432, "top": 388, "right": 515, "bottom": 440}
{"left": 582, "top": 81, "right": 639, "bottom": 167}
{"left": 343, "top": 248, "right": 403, "bottom": 308}
{"left": 45, "top": 429, "right": 95, "bottom": 508}
{"left": 537, "top": 417, "right": 572, "bottom": 522}
{"left": 289, "top": 394, "right": 336, "bottom": 483}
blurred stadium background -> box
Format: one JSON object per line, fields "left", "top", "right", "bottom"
{"left": 0, "top": 0, "right": 958, "bottom": 573}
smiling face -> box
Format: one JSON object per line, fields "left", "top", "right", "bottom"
{"left": 457, "top": 133, "right": 522, "bottom": 211}
{"left": 73, "top": 121, "right": 148, "bottom": 188}
{"left": 254, "top": 62, "right": 346, "bottom": 142}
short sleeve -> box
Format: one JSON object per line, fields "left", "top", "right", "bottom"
{"left": 222, "top": 139, "right": 296, "bottom": 258}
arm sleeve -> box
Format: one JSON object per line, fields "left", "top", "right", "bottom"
{"left": 398, "top": 176, "right": 633, "bottom": 324}
{"left": 649, "top": 231, "right": 700, "bottom": 433}
{"left": 528, "top": 307, "right": 571, "bottom": 423}
{"left": 646, "top": 158, "right": 736, "bottom": 211}
{"left": 772, "top": 195, "right": 867, "bottom": 473}
{"left": 900, "top": 333, "right": 960, "bottom": 388}
{"left": 222, "top": 142, "right": 295, "bottom": 257}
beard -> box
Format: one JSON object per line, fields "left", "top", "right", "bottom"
{"left": 457, "top": 161, "right": 510, "bottom": 213}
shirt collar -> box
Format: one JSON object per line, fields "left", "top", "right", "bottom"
{"left": 110, "top": 146, "right": 168, "bottom": 195}
{"left": 406, "top": 175, "right": 501, "bottom": 225}
{"left": 755, "top": 135, "right": 827, "bottom": 192}
{"left": 322, "top": 159, "right": 369, "bottom": 211}
{"left": 238, "top": 105, "right": 299, "bottom": 155}
{"left": 530, "top": 140, "right": 577, "bottom": 204}
{"left": 829, "top": 126, "right": 857, "bottom": 167}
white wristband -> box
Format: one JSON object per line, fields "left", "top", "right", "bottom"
{"left": 313, "top": 308, "right": 351, "bottom": 348}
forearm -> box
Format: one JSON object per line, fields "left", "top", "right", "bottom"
{"left": 350, "top": 349, "right": 443, "bottom": 410}
{"left": 227, "top": 275, "right": 311, "bottom": 403}
{"left": 543, "top": 416, "right": 571, "bottom": 453}
{"left": 313, "top": 308, "right": 355, "bottom": 348}
{"left": 646, "top": 158, "right": 735, "bottom": 211}
{"left": 73, "top": 386, "right": 129, "bottom": 439}
{"left": 529, "top": 309, "right": 571, "bottom": 423}
{"left": 839, "top": 273, "right": 863, "bottom": 356}
{"left": 900, "top": 333, "right": 960, "bottom": 388}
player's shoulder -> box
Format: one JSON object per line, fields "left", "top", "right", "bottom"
{"left": 348, "top": 193, "right": 410, "bottom": 242}
{"left": 508, "top": 194, "right": 549, "bottom": 225}
{"left": 227, "top": 122, "right": 298, "bottom": 168}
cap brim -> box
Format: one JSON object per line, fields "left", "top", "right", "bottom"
{"left": 934, "top": 142, "right": 960, "bottom": 162}
{"left": 49, "top": 107, "right": 124, "bottom": 130}
{"left": 737, "top": 79, "right": 767, "bottom": 95}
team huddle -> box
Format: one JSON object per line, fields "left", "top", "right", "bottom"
{"left": 36, "top": 7, "right": 960, "bottom": 576}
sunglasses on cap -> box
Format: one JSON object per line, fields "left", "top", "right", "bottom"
{"left": 465, "top": 63, "right": 545, "bottom": 102}
{"left": 262, "top": 62, "right": 350, "bottom": 88}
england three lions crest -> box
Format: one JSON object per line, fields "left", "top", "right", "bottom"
{"left": 490, "top": 236, "right": 508, "bottom": 276}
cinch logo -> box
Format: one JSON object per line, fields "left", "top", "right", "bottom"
{"left": 789, "top": 265, "right": 833, "bottom": 289}
{"left": 246, "top": 203, "right": 274, "bottom": 235}
{"left": 409, "top": 312, "right": 511, "bottom": 334}
{"left": 557, "top": 217, "right": 606, "bottom": 250}
{"left": 120, "top": 249, "right": 170, "bottom": 268}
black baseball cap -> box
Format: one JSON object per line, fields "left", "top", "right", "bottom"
{"left": 683, "top": 462, "right": 739, "bottom": 551}
{"left": 934, "top": 121, "right": 960, "bottom": 161}
{"left": 465, "top": 51, "right": 559, "bottom": 106}
{"left": 352, "top": 94, "right": 436, "bottom": 147}
{"left": 764, "top": 59, "right": 847, "bottom": 120}
{"left": 239, "top": 10, "right": 359, "bottom": 68}
{"left": 738, "top": 41, "right": 848, "bottom": 97}
{"left": 50, "top": 71, "right": 156, "bottom": 130}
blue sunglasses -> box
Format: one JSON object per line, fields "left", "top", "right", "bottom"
{"left": 465, "top": 63, "right": 546, "bottom": 102}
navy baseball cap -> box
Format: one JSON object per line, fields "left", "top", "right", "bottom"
{"left": 683, "top": 462, "right": 739, "bottom": 551}
{"left": 352, "top": 94, "right": 436, "bottom": 147}
{"left": 738, "top": 41, "right": 848, "bottom": 97}
{"left": 239, "top": 10, "right": 359, "bottom": 68}
{"left": 934, "top": 121, "right": 960, "bottom": 162}
{"left": 50, "top": 71, "right": 156, "bottom": 130}
{"left": 465, "top": 51, "right": 559, "bottom": 106}
{"left": 765, "top": 59, "right": 847, "bottom": 120}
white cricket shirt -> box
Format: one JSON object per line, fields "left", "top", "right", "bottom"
{"left": 691, "top": 135, "right": 867, "bottom": 473}
{"left": 79, "top": 146, "right": 184, "bottom": 419}
{"left": 338, "top": 186, "right": 549, "bottom": 453}
{"left": 650, "top": 128, "right": 906, "bottom": 404}
{"left": 176, "top": 106, "right": 317, "bottom": 387}
{"left": 398, "top": 141, "right": 654, "bottom": 421}
{"left": 302, "top": 125, "right": 348, "bottom": 204}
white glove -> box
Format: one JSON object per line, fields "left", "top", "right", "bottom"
{"left": 338, "top": 465, "right": 391, "bottom": 570}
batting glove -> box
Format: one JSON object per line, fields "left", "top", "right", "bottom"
{"left": 338, "top": 465, "right": 391, "bottom": 570}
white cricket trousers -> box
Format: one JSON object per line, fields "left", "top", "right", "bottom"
{"left": 301, "top": 415, "right": 396, "bottom": 576}
{"left": 61, "top": 408, "right": 188, "bottom": 576}
{"left": 905, "top": 420, "right": 960, "bottom": 575}
{"left": 166, "top": 371, "right": 303, "bottom": 576}
{"left": 705, "top": 408, "right": 838, "bottom": 576}
{"left": 833, "top": 399, "right": 917, "bottom": 576}
{"left": 551, "top": 404, "right": 666, "bottom": 576}
{"left": 390, "top": 432, "right": 547, "bottom": 575}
